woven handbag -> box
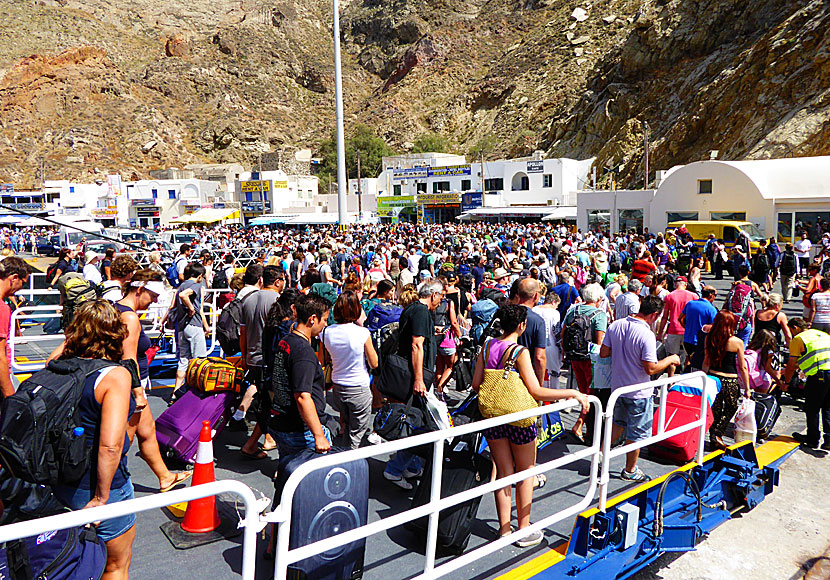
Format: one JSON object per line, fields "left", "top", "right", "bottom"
{"left": 478, "top": 341, "right": 538, "bottom": 428}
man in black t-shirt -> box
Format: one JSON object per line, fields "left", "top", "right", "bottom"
{"left": 269, "top": 293, "right": 332, "bottom": 455}
{"left": 397, "top": 279, "right": 445, "bottom": 395}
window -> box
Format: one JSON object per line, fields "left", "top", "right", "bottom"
{"left": 69, "top": 186, "right": 75, "bottom": 193}
{"left": 245, "top": 192, "right": 253, "bottom": 202}
{"left": 777, "top": 212, "right": 793, "bottom": 242}
{"left": 484, "top": 178, "right": 503, "bottom": 191}
{"left": 151, "top": 189, "right": 158, "bottom": 199}
{"left": 416, "top": 183, "right": 427, "bottom": 194}
{"left": 433, "top": 181, "right": 450, "bottom": 193}
{"left": 698, "top": 179, "right": 713, "bottom": 194}
{"left": 543, "top": 174, "right": 552, "bottom": 188}
{"left": 795, "top": 212, "right": 830, "bottom": 243}
{"left": 587, "top": 209, "right": 610, "bottom": 233}
{"left": 393, "top": 184, "right": 402, "bottom": 196}
{"left": 667, "top": 211, "right": 699, "bottom": 225}
{"left": 168, "top": 189, "right": 176, "bottom": 199}
{"left": 618, "top": 209, "right": 644, "bottom": 233}
{"left": 723, "top": 226, "right": 738, "bottom": 243}
{"left": 710, "top": 212, "right": 745, "bottom": 221}
{"left": 461, "top": 179, "right": 471, "bottom": 192}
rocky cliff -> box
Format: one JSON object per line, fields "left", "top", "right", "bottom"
{"left": 0, "top": 0, "right": 827, "bottom": 188}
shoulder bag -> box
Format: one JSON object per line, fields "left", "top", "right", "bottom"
{"left": 477, "top": 341, "right": 538, "bottom": 428}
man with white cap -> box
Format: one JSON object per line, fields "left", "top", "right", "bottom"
{"left": 82, "top": 250, "right": 103, "bottom": 285}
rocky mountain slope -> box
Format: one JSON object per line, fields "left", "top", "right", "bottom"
{"left": 0, "top": 0, "right": 827, "bottom": 188}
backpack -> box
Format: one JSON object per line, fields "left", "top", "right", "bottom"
{"left": 744, "top": 349, "right": 770, "bottom": 391}
{"left": 458, "top": 262, "right": 471, "bottom": 277}
{"left": 166, "top": 262, "right": 180, "bottom": 288}
{"left": 212, "top": 266, "right": 229, "bottom": 290}
{"left": 365, "top": 302, "right": 403, "bottom": 332}
{"left": 418, "top": 254, "right": 430, "bottom": 273}
{"left": 0, "top": 358, "right": 119, "bottom": 522}
{"left": 470, "top": 298, "right": 498, "bottom": 345}
{"left": 433, "top": 298, "right": 450, "bottom": 334}
{"left": 779, "top": 252, "right": 797, "bottom": 276}
{"left": 373, "top": 322, "right": 400, "bottom": 368}
{"left": 725, "top": 282, "right": 753, "bottom": 332}
{"left": 479, "top": 286, "right": 505, "bottom": 303}
{"left": 562, "top": 307, "right": 601, "bottom": 361}
{"left": 216, "top": 290, "right": 258, "bottom": 355}
{"left": 56, "top": 273, "right": 102, "bottom": 330}
{"left": 45, "top": 262, "right": 59, "bottom": 284}
{"left": 608, "top": 251, "right": 620, "bottom": 274}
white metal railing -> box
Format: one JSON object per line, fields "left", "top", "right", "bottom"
{"left": 268, "top": 396, "right": 603, "bottom": 580}
{"left": 0, "top": 481, "right": 266, "bottom": 580}
{"left": 598, "top": 371, "right": 709, "bottom": 511}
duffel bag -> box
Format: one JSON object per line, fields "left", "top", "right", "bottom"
{"left": 185, "top": 357, "right": 243, "bottom": 393}
{"left": 0, "top": 526, "right": 106, "bottom": 580}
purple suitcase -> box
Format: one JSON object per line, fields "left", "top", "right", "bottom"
{"left": 155, "top": 389, "right": 238, "bottom": 463}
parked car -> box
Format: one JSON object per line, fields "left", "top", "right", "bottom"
{"left": 36, "top": 235, "right": 61, "bottom": 257}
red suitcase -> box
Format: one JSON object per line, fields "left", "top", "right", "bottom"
{"left": 650, "top": 391, "right": 713, "bottom": 464}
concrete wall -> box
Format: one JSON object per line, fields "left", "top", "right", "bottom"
{"left": 577, "top": 189, "right": 656, "bottom": 232}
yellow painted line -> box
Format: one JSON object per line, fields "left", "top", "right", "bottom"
{"left": 165, "top": 501, "right": 188, "bottom": 518}
{"left": 14, "top": 373, "right": 31, "bottom": 382}
{"left": 494, "top": 540, "right": 569, "bottom": 580}
{"left": 755, "top": 436, "right": 799, "bottom": 469}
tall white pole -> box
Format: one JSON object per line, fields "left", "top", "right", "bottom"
{"left": 333, "top": 0, "right": 348, "bottom": 228}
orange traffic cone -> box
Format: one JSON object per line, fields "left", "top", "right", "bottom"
{"left": 181, "top": 420, "right": 220, "bottom": 533}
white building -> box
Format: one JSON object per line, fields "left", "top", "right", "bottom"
{"left": 233, "top": 170, "right": 319, "bottom": 224}
{"left": 375, "top": 151, "right": 594, "bottom": 223}
{"left": 45, "top": 179, "right": 127, "bottom": 228}
{"left": 576, "top": 156, "right": 830, "bottom": 246}
{"left": 125, "top": 178, "right": 226, "bottom": 228}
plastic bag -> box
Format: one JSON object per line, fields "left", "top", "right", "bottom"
{"left": 732, "top": 398, "right": 757, "bottom": 443}
{"left": 424, "top": 388, "right": 453, "bottom": 430}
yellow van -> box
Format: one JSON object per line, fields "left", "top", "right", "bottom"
{"left": 667, "top": 221, "right": 764, "bottom": 250}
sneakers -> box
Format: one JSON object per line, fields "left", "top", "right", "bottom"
{"left": 367, "top": 432, "right": 383, "bottom": 445}
{"left": 514, "top": 530, "right": 544, "bottom": 548}
{"left": 620, "top": 467, "right": 651, "bottom": 482}
{"left": 383, "top": 471, "right": 414, "bottom": 490}
{"left": 792, "top": 432, "right": 818, "bottom": 449}
{"left": 403, "top": 466, "right": 424, "bottom": 479}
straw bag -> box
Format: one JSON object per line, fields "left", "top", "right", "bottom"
{"left": 478, "top": 341, "right": 538, "bottom": 428}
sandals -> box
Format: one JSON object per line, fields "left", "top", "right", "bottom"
{"left": 160, "top": 471, "right": 192, "bottom": 493}
{"left": 240, "top": 447, "right": 268, "bottom": 460}
{"left": 570, "top": 429, "right": 586, "bottom": 445}
{"left": 533, "top": 474, "right": 547, "bottom": 490}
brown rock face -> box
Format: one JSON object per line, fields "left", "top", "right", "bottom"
{"left": 165, "top": 34, "right": 192, "bottom": 57}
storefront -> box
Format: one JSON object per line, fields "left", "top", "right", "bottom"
{"left": 376, "top": 195, "right": 416, "bottom": 223}
{"left": 416, "top": 193, "right": 462, "bottom": 224}
{"left": 130, "top": 200, "right": 161, "bottom": 228}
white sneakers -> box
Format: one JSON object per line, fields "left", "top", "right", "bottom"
{"left": 383, "top": 471, "right": 414, "bottom": 491}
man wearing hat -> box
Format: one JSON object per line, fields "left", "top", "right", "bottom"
{"left": 493, "top": 267, "right": 511, "bottom": 294}
{"left": 657, "top": 275, "right": 698, "bottom": 374}
{"left": 82, "top": 250, "right": 103, "bottom": 285}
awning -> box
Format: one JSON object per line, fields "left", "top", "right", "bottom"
{"left": 541, "top": 206, "right": 577, "bottom": 221}
{"left": 458, "top": 206, "right": 565, "bottom": 221}
{"left": 285, "top": 213, "right": 343, "bottom": 226}
{"left": 0, "top": 215, "right": 27, "bottom": 224}
{"left": 171, "top": 208, "right": 241, "bottom": 224}
{"left": 249, "top": 214, "right": 298, "bottom": 226}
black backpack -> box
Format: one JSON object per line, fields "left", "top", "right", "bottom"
{"left": 562, "top": 308, "right": 601, "bottom": 362}
{"left": 779, "top": 252, "right": 797, "bottom": 276}
{"left": 0, "top": 359, "right": 119, "bottom": 521}
{"left": 212, "top": 267, "right": 229, "bottom": 290}
{"left": 418, "top": 254, "right": 430, "bottom": 273}
{"left": 433, "top": 298, "right": 450, "bottom": 334}
{"left": 216, "top": 290, "right": 258, "bottom": 355}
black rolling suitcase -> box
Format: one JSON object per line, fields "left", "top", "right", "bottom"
{"left": 273, "top": 448, "right": 369, "bottom": 580}
{"left": 752, "top": 389, "right": 782, "bottom": 441}
{"left": 407, "top": 439, "right": 490, "bottom": 555}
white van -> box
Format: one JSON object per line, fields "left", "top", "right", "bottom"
{"left": 159, "top": 230, "right": 200, "bottom": 246}
{"left": 59, "top": 221, "right": 105, "bottom": 248}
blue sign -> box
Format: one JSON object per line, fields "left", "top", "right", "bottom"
{"left": 428, "top": 165, "right": 471, "bottom": 178}
{"left": 462, "top": 192, "right": 483, "bottom": 213}
{"left": 0, "top": 184, "right": 13, "bottom": 194}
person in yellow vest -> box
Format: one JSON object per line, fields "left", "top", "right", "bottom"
{"left": 783, "top": 317, "right": 830, "bottom": 449}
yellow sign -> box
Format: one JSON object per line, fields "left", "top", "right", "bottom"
{"left": 273, "top": 180, "right": 288, "bottom": 189}
{"left": 241, "top": 180, "right": 270, "bottom": 193}
{"left": 91, "top": 209, "right": 118, "bottom": 217}
{"left": 417, "top": 193, "right": 461, "bottom": 205}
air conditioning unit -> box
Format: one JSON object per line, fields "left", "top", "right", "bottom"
{"left": 401, "top": 180, "right": 408, "bottom": 185}
{"left": 546, "top": 200, "right": 553, "bottom": 206}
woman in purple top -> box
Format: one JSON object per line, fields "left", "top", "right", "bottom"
{"left": 472, "top": 304, "right": 587, "bottom": 548}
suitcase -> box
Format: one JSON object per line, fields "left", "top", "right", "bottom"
{"left": 407, "top": 443, "right": 490, "bottom": 555}
{"left": 273, "top": 448, "right": 368, "bottom": 580}
{"left": 752, "top": 391, "right": 781, "bottom": 441}
{"left": 185, "top": 357, "right": 244, "bottom": 393}
{"left": 155, "top": 388, "right": 240, "bottom": 463}
{"left": 650, "top": 391, "right": 713, "bottom": 464}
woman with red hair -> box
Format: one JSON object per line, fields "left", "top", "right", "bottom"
{"left": 703, "top": 310, "right": 751, "bottom": 449}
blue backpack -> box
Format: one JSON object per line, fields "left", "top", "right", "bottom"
{"left": 470, "top": 299, "right": 499, "bottom": 344}
{"left": 365, "top": 302, "right": 403, "bottom": 332}
{"left": 0, "top": 526, "right": 106, "bottom": 580}
{"left": 166, "top": 262, "right": 180, "bottom": 288}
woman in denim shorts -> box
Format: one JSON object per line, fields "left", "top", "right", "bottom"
{"left": 51, "top": 301, "right": 138, "bottom": 580}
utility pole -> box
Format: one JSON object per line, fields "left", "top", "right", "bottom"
{"left": 643, "top": 122, "right": 650, "bottom": 189}
{"left": 356, "top": 151, "right": 363, "bottom": 220}
{"left": 333, "top": 0, "right": 348, "bottom": 229}
{"left": 258, "top": 153, "right": 266, "bottom": 217}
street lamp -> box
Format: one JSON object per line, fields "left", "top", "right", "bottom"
{"left": 333, "top": 0, "right": 348, "bottom": 229}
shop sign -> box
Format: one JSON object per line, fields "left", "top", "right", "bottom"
{"left": 242, "top": 201, "right": 272, "bottom": 212}
{"left": 131, "top": 199, "right": 155, "bottom": 206}
{"left": 240, "top": 180, "right": 270, "bottom": 193}
{"left": 417, "top": 193, "right": 461, "bottom": 205}
{"left": 462, "top": 192, "right": 483, "bottom": 212}
{"left": 527, "top": 160, "right": 544, "bottom": 173}
{"left": 392, "top": 167, "right": 428, "bottom": 181}
{"left": 377, "top": 195, "right": 416, "bottom": 209}
{"left": 91, "top": 208, "right": 118, "bottom": 217}
{"left": 428, "top": 165, "right": 471, "bottom": 178}
{"left": 272, "top": 181, "right": 288, "bottom": 189}
{"left": 6, "top": 202, "right": 45, "bottom": 211}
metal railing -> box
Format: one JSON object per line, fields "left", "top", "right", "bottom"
{"left": 0, "top": 481, "right": 266, "bottom": 580}
{"left": 598, "top": 371, "right": 710, "bottom": 511}
{"left": 268, "top": 397, "right": 603, "bottom": 580}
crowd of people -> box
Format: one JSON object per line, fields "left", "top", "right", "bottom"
{"left": 2, "top": 219, "right": 830, "bottom": 571}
